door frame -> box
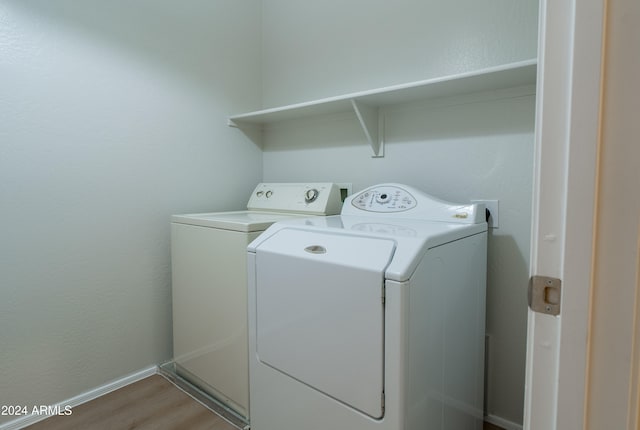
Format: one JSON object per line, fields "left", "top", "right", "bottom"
{"left": 524, "top": 0, "right": 605, "bottom": 428}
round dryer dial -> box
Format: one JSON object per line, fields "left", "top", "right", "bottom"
{"left": 351, "top": 185, "right": 417, "bottom": 212}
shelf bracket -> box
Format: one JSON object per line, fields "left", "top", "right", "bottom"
{"left": 351, "top": 99, "right": 384, "bottom": 158}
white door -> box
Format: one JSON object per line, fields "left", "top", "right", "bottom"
{"left": 523, "top": 0, "right": 620, "bottom": 428}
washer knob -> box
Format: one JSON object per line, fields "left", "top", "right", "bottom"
{"left": 305, "top": 188, "right": 319, "bottom": 203}
{"left": 376, "top": 193, "right": 391, "bottom": 204}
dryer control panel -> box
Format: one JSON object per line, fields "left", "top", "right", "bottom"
{"left": 343, "top": 183, "right": 486, "bottom": 224}
{"left": 351, "top": 185, "right": 417, "bottom": 212}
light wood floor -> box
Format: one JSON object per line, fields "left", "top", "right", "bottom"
{"left": 24, "top": 373, "right": 505, "bottom": 430}
{"left": 25, "top": 375, "right": 237, "bottom": 430}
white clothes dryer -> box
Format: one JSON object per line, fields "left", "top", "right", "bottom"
{"left": 247, "top": 184, "right": 488, "bottom": 430}
{"left": 171, "top": 183, "right": 342, "bottom": 420}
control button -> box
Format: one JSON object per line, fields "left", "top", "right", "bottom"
{"left": 265, "top": 190, "right": 273, "bottom": 198}
{"left": 256, "top": 191, "right": 264, "bottom": 197}
{"left": 376, "top": 193, "right": 391, "bottom": 204}
{"left": 305, "top": 188, "right": 319, "bottom": 203}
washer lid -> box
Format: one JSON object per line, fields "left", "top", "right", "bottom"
{"left": 171, "top": 211, "right": 306, "bottom": 232}
{"left": 249, "top": 215, "right": 486, "bottom": 281}
{"left": 254, "top": 228, "right": 395, "bottom": 418}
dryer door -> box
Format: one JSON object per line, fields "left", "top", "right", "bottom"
{"left": 254, "top": 228, "right": 395, "bottom": 419}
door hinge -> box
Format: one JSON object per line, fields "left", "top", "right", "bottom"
{"left": 528, "top": 275, "right": 561, "bottom": 316}
{"left": 381, "top": 285, "right": 386, "bottom": 306}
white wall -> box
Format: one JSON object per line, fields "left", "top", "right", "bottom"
{"left": 0, "top": 1, "right": 261, "bottom": 423}
{"left": 262, "top": 0, "right": 538, "bottom": 107}
{"left": 261, "top": 0, "right": 539, "bottom": 425}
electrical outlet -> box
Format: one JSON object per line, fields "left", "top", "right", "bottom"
{"left": 471, "top": 199, "right": 499, "bottom": 229}
{"left": 336, "top": 183, "right": 353, "bottom": 202}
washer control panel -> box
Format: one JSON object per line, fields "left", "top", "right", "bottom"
{"left": 247, "top": 183, "right": 342, "bottom": 215}
{"left": 351, "top": 185, "right": 417, "bottom": 213}
{"left": 342, "top": 183, "right": 485, "bottom": 224}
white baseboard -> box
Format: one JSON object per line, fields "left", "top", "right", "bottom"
{"left": 485, "top": 413, "right": 524, "bottom": 430}
{"left": 0, "top": 365, "right": 158, "bottom": 430}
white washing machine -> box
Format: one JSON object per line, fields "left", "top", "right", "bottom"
{"left": 171, "top": 183, "right": 342, "bottom": 420}
{"left": 247, "top": 184, "right": 488, "bottom": 430}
